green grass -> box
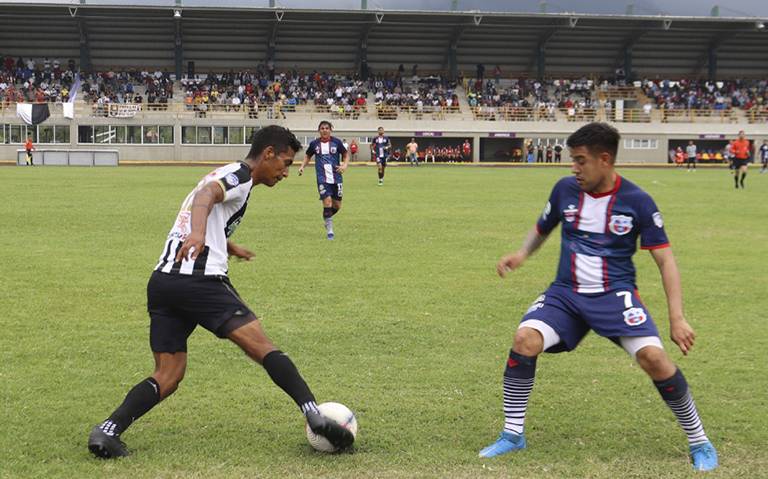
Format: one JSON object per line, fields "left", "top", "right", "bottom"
{"left": 1, "top": 165, "right": 766, "bottom": 478}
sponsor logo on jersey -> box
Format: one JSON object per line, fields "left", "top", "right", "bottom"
{"left": 623, "top": 307, "right": 647, "bottom": 326}
{"left": 608, "top": 215, "right": 633, "bottom": 235}
{"left": 652, "top": 212, "right": 664, "bottom": 228}
{"left": 173, "top": 211, "right": 191, "bottom": 238}
{"left": 563, "top": 204, "right": 578, "bottom": 223}
{"left": 225, "top": 173, "right": 239, "bottom": 187}
{"left": 542, "top": 201, "right": 551, "bottom": 221}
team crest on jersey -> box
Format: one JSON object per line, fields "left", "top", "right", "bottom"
{"left": 652, "top": 212, "right": 664, "bottom": 228}
{"left": 563, "top": 204, "right": 578, "bottom": 223}
{"left": 608, "top": 215, "right": 633, "bottom": 235}
{"left": 623, "top": 307, "right": 647, "bottom": 326}
{"left": 541, "top": 201, "right": 551, "bottom": 221}
{"left": 330, "top": 146, "right": 337, "bottom": 154}
{"left": 225, "top": 173, "right": 240, "bottom": 187}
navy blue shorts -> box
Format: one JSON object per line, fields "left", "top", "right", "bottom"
{"left": 318, "top": 182, "right": 342, "bottom": 200}
{"left": 520, "top": 284, "right": 659, "bottom": 353}
{"left": 376, "top": 156, "right": 387, "bottom": 166}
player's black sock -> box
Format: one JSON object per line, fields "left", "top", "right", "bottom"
{"left": 330, "top": 207, "right": 339, "bottom": 217}
{"left": 378, "top": 171, "right": 383, "bottom": 180}
{"left": 100, "top": 377, "right": 161, "bottom": 437}
{"left": 653, "top": 368, "right": 708, "bottom": 446}
{"left": 502, "top": 350, "right": 537, "bottom": 435}
{"left": 734, "top": 174, "right": 739, "bottom": 188}
{"left": 323, "top": 207, "right": 333, "bottom": 219}
{"left": 740, "top": 172, "right": 746, "bottom": 188}
{"left": 262, "top": 350, "right": 317, "bottom": 412}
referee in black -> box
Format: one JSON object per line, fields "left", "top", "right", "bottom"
{"left": 88, "top": 125, "right": 353, "bottom": 458}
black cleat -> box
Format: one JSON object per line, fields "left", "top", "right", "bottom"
{"left": 306, "top": 411, "right": 355, "bottom": 450}
{"left": 88, "top": 426, "right": 129, "bottom": 459}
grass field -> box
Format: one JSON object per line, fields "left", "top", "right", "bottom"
{"left": 1, "top": 164, "right": 766, "bottom": 479}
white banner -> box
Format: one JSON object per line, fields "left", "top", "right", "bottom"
{"left": 108, "top": 104, "right": 142, "bottom": 118}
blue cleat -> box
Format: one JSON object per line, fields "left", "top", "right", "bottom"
{"left": 690, "top": 441, "right": 718, "bottom": 472}
{"left": 478, "top": 431, "right": 526, "bottom": 458}
{"left": 327, "top": 232, "right": 335, "bottom": 240}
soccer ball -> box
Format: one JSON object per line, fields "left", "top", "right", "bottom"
{"left": 305, "top": 402, "right": 358, "bottom": 452}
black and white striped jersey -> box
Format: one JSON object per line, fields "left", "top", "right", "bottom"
{"left": 154, "top": 162, "right": 253, "bottom": 276}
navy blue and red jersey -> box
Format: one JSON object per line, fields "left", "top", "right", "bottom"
{"left": 372, "top": 135, "right": 391, "bottom": 159}
{"left": 536, "top": 175, "right": 669, "bottom": 294}
{"left": 306, "top": 136, "right": 346, "bottom": 184}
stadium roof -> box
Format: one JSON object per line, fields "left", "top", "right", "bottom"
{"left": 1, "top": 2, "right": 766, "bottom": 77}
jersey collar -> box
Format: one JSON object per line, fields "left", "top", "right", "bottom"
{"left": 586, "top": 174, "right": 621, "bottom": 198}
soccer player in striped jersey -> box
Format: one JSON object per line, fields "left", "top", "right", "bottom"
{"left": 372, "top": 126, "right": 391, "bottom": 185}
{"left": 298, "top": 120, "right": 349, "bottom": 239}
{"left": 88, "top": 125, "right": 353, "bottom": 459}
{"left": 479, "top": 123, "right": 718, "bottom": 472}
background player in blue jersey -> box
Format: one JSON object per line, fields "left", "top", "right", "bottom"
{"left": 298, "top": 121, "right": 349, "bottom": 240}
{"left": 372, "top": 126, "right": 391, "bottom": 186}
{"left": 479, "top": 123, "right": 718, "bottom": 472}
{"left": 759, "top": 139, "right": 768, "bottom": 174}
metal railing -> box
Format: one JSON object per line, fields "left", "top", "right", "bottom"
{"left": 0, "top": 100, "right": 756, "bottom": 125}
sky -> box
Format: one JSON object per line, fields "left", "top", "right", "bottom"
{"left": 7, "top": 0, "right": 768, "bottom": 17}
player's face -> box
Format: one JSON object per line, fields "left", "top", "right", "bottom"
{"left": 378, "top": 128, "right": 384, "bottom": 136}
{"left": 257, "top": 146, "right": 295, "bottom": 187}
{"left": 319, "top": 124, "right": 332, "bottom": 140}
{"left": 569, "top": 145, "right": 613, "bottom": 193}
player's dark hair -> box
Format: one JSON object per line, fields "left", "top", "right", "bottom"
{"left": 566, "top": 122, "right": 620, "bottom": 162}
{"left": 247, "top": 125, "right": 302, "bottom": 159}
{"left": 318, "top": 120, "right": 333, "bottom": 130}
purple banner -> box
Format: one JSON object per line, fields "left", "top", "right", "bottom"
{"left": 698, "top": 134, "right": 725, "bottom": 139}
{"left": 415, "top": 131, "right": 443, "bottom": 137}
{"left": 489, "top": 132, "right": 516, "bottom": 138}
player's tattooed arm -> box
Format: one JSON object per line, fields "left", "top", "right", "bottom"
{"left": 176, "top": 181, "right": 224, "bottom": 262}
{"left": 650, "top": 246, "right": 696, "bottom": 355}
{"left": 497, "top": 227, "right": 549, "bottom": 277}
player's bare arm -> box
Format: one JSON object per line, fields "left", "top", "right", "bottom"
{"left": 497, "top": 227, "right": 549, "bottom": 277}
{"left": 227, "top": 241, "right": 255, "bottom": 261}
{"left": 336, "top": 151, "right": 349, "bottom": 173}
{"left": 298, "top": 154, "right": 311, "bottom": 176}
{"left": 175, "top": 181, "right": 224, "bottom": 262}
{"left": 650, "top": 246, "right": 696, "bottom": 355}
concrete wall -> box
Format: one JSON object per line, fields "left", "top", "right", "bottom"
{"left": 3, "top": 115, "right": 767, "bottom": 164}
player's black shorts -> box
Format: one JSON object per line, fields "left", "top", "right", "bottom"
{"left": 376, "top": 156, "right": 387, "bottom": 166}
{"left": 147, "top": 271, "right": 255, "bottom": 353}
{"left": 733, "top": 159, "right": 749, "bottom": 169}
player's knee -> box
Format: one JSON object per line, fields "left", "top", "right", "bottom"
{"left": 635, "top": 346, "right": 674, "bottom": 378}
{"left": 512, "top": 327, "right": 544, "bottom": 357}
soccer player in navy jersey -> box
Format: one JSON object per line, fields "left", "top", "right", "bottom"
{"left": 87, "top": 126, "right": 353, "bottom": 459}
{"left": 479, "top": 123, "right": 718, "bottom": 471}
{"left": 372, "top": 126, "right": 391, "bottom": 186}
{"left": 299, "top": 120, "right": 348, "bottom": 239}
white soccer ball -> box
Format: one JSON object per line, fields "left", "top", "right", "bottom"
{"left": 305, "top": 402, "right": 358, "bottom": 452}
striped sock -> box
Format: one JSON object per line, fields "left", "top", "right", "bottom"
{"left": 654, "top": 368, "right": 709, "bottom": 446}
{"left": 300, "top": 401, "right": 320, "bottom": 416}
{"left": 502, "top": 350, "right": 537, "bottom": 435}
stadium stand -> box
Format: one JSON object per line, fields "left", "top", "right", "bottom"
{"left": 1, "top": 3, "right": 767, "bottom": 164}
